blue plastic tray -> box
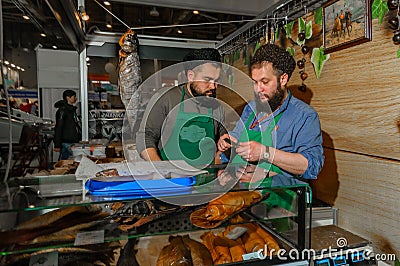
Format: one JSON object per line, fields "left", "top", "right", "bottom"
{"left": 85, "top": 176, "right": 196, "bottom": 197}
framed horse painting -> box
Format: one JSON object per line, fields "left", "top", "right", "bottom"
{"left": 323, "top": 0, "right": 372, "bottom": 54}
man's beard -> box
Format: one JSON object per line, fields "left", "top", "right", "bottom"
{"left": 190, "top": 83, "right": 218, "bottom": 108}
{"left": 190, "top": 83, "right": 216, "bottom": 98}
{"left": 254, "top": 82, "right": 285, "bottom": 113}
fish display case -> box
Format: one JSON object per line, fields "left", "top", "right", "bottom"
{"left": 0, "top": 172, "right": 312, "bottom": 266}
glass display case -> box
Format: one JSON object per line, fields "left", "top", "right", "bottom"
{"left": 0, "top": 172, "right": 312, "bottom": 265}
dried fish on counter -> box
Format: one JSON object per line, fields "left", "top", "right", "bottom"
{"left": 3, "top": 241, "right": 122, "bottom": 266}
{"left": 116, "top": 238, "right": 140, "bottom": 266}
{"left": 110, "top": 200, "right": 188, "bottom": 231}
{"left": 118, "top": 29, "right": 142, "bottom": 129}
{"left": 190, "top": 191, "right": 266, "bottom": 228}
{"left": 200, "top": 231, "right": 220, "bottom": 263}
{"left": 0, "top": 206, "right": 107, "bottom": 248}
{"left": 95, "top": 168, "right": 119, "bottom": 178}
{"left": 157, "top": 236, "right": 192, "bottom": 266}
{"left": 156, "top": 235, "right": 212, "bottom": 266}
{"left": 181, "top": 235, "right": 213, "bottom": 265}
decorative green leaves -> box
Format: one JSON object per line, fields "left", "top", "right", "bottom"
{"left": 314, "top": 7, "right": 323, "bottom": 26}
{"left": 297, "top": 17, "right": 313, "bottom": 46}
{"left": 284, "top": 21, "right": 294, "bottom": 38}
{"left": 372, "top": 0, "right": 389, "bottom": 24}
{"left": 311, "top": 46, "right": 330, "bottom": 79}
{"left": 253, "top": 41, "right": 261, "bottom": 56}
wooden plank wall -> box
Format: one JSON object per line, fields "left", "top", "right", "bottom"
{"left": 226, "top": 18, "right": 400, "bottom": 257}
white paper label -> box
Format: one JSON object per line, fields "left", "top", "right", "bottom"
{"left": 226, "top": 226, "right": 248, "bottom": 240}
{"left": 74, "top": 230, "right": 104, "bottom": 246}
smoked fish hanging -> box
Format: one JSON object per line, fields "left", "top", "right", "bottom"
{"left": 118, "top": 29, "right": 142, "bottom": 127}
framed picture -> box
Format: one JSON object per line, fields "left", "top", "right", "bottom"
{"left": 323, "top": 0, "right": 372, "bottom": 54}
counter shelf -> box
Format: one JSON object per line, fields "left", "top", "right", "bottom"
{"left": 0, "top": 174, "right": 311, "bottom": 264}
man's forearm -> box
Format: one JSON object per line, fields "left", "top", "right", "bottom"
{"left": 140, "top": 147, "right": 162, "bottom": 161}
{"left": 268, "top": 147, "right": 308, "bottom": 175}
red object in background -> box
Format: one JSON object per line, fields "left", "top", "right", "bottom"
{"left": 19, "top": 103, "right": 32, "bottom": 113}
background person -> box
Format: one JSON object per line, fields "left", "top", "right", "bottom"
{"left": 136, "top": 48, "right": 227, "bottom": 167}
{"left": 53, "top": 90, "right": 81, "bottom": 160}
{"left": 218, "top": 43, "right": 324, "bottom": 187}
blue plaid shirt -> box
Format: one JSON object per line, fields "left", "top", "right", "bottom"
{"left": 229, "top": 91, "right": 324, "bottom": 181}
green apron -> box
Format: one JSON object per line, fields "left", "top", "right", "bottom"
{"left": 232, "top": 110, "right": 296, "bottom": 213}
{"left": 232, "top": 111, "right": 283, "bottom": 175}
{"left": 160, "top": 89, "right": 215, "bottom": 167}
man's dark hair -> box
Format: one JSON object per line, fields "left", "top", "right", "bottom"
{"left": 63, "top": 90, "right": 76, "bottom": 101}
{"left": 250, "top": 43, "right": 296, "bottom": 80}
{"left": 183, "top": 48, "right": 222, "bottom": 75}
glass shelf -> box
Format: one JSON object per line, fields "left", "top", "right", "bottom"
{"left": 0, "top": 173, "right": 310, "bottom": 213}
{"left": 0, "top": 173, "right": 311, "bottom": 261}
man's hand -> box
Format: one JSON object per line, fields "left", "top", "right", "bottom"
{"left": 140, "top": 148, "right": 162, "bottom": 161}
{"left": 236, "top": 141, "right": 267, "bottom": 162}
{"left": 54, "top": 148, "right": 60, "bottom": 152}
{"left": 217, "top": 134, "right": 238, "bottom": 152}
{"left": 235, "top": 165, "right": 266, "bottom": 183}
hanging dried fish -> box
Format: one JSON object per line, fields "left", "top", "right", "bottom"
{"left": 118, "top": 29, "right": 142, "bottom": 128}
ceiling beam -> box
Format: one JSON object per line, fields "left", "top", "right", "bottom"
{"left": 110, "top": 0, "right": 282, "bottom": 16}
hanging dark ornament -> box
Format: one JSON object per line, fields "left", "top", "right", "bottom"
{"left": 388, "top": 16, "right": 399, "bottom": 30}
{"left": 301, "top": 45, "right": 310, "bottom": 54}
{"left": 297, "top": 59, "right": 305, "bottom": 69}
{"left": 298, "top": 31, "right": 306, "bottom": 41}
{"left": 298, "top": 83, "right": 307, "bottom": 92}
{"left": 300, "top": 72, "right": 308, "bottom": 81}
{"left": 393, "top": 30, "right": 400, "bottom": 44}
{"left": 387, "top": 0, "right": 399, "bottom": 10}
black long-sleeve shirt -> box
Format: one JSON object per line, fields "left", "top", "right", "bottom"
{"left": 54, "top": 100, "right": 81, "bottom": 148}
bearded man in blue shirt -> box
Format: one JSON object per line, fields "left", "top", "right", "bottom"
{"left": 218, "top": 43, "right": 324, "bottom": 187}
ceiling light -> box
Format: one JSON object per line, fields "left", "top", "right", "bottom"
{"left": 103, "top": 1, "right": 111, "bottom": 5}
{"left": 17, "top": 66, "right": 21, "bottom": 70}
{"left": 193, "top": 10, "right": 199, "bottom": 15}
{"left": 149, "top": 7, "right": 159, "bottom": 17}
{"left": 40, "top": 33, "right": 46, "bottom": 37}
{"left": 22, "top": 15, "right": 30, "bottom": 20}
{"left": 177, "top": 29, "right": 183, "bottom": 34}
{"left": 52, "top": 45, "right": 58, "bottom": 49}
{"left": 79, "top": 6, "right": 90, "bottom": 21}
{"left": 86, "top": 57, "right": 90, "bottom": 61}
{"left": 21, "top": 68, "right": 25, "bottom": 71}
{"left": 106, "top": 24, "right": 112, "bottom": 28}
{"left": 4, "top": 61, "right": 9, "bottom": 65}
{"left": 11, "top": 64, "right": 15, "bottom": 67}
{"left": 82, "top": 12, "right": 90, "bottom": 21}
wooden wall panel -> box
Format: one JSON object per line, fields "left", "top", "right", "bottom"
{"left": 290, "top": 20, "right": 400, "bottom": 159}
{"left": 333, "top": 150, "right": 400, "bottom": 255}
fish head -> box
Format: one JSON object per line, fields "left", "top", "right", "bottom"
{"left": 119, "top": 29, "right": 139, "bottom": 53}
{"left": 204, "top": 204, "right": 223, "bottom": 221}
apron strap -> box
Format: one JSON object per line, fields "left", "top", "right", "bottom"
{"left": 179, "top": 88, "right": 185, "bottom": 112}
